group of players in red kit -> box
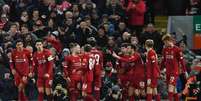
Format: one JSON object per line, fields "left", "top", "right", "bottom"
{"left": 9, "top": 33, "right": 188, "bottom": 101}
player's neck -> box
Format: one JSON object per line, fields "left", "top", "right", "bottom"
{"left": 147, "top": 48, "right": 152, "bottom": 51}
{"left": 17, "top": 48, "right": 23, "bottom": 51}
{"left": 37, "top": 48, "right": 44, "bottom": 52}
{"left": 72, "top": 53, "right": 79, "bottom": 56}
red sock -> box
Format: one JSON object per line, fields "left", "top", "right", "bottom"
{"left": 155, "top": 94, "right": 160, "bottom": 101}
{"left": 147, "top": 94, "right": 152, "bottom": 101}
{"left": 38, "top": 92, "right": 44, "bottom": 101}
{"left": 95, "top": 90, "right": 100, "bottom": 101}
{"left": 22, "top": 93, "right": 28, "bottom": 101}
{"left": 168, "top": 92, "right": 174, "bottom": 101}
{"left": 84, "top": 95, "right": 95, "bottom": 101}
{"left": 18, "top": 91, "right": 23, "bottom": 101}
{"left": 70, "top": 91, "right": 79, "bottom": 101}
{"left": 174, "top": 93, "right": 179, "bottom": 101}
{"left": 129, "top": 96, "right": 135, "bottom": 101}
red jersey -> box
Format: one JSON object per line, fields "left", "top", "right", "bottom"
{"left": 161, "top": 45, "right": 186, "bottom": 76}
{"left": 80, "top": 52, "right": 95, "bottom": 82}
{"left": 33, "top": 49, "right": 54, "bottom": 78}
{"left": 63, "top": 54, "right": 83, "bottom": 80}
{"left": 90, "top": 48, "right": 103, "bottom": 88}
{"left": 10, "top": 48, "right": 33, "bottom": 77}
{"left": 119, "top": 52, "right": 145, "bottom": 84}
{"left": 46, "top": 37, "right": 62, "bottom": 53}
{"left": 90, "top": 48, "right": 103, "bottom": 74}
{"left": 146, "top": 49, "right": 160, "bottom": 79}
{"left": 116, "top": 54, "right": 131, "bottom": 86}
{"left": 116, "top": 54, "right": 131, "bottom": 74}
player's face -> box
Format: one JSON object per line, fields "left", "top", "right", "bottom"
{"left": 164, "top": 40, "right": 172, "bottom": 47}
{"left": 127, "top": 46, "right": 134, "bottom": 54}
{"left": 121, "top": 47, "right": 127, "bottom": 54}
{"left": 16, "top": 42, "right": 23, "bottom": 49}
{"left": 35, "top": 42, "right": 43, "bottom": 51}
{"left": 74, "top": 45, "right": 81, "bottom": 54}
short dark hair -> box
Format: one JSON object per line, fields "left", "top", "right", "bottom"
{"left": 127, "top": 43, "right": 136, "bottom": 50}
{"left": 69, "top": 43, "right": 79, "bottom": 49}
{"left": 83, "top": 44, "right": 92, "bottom": 52}
{"left": 35, "top": 39, "right": 43, "bottom": 44}
{"left": 16, "top": 39, "right": 23, "bottom": 43}
{"left": 145, "top": 39, "right": 154, "bottom": 48}
{"left": 121, "top": 43, "right": 129, "bottom": 48}
{"left": 87, "top": 37, "right": 96, "bottom": 47}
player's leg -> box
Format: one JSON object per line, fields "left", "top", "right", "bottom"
{"left": 37, "top": 78, "right": 44, "bottom": 101}
{"left": 152, "top": 78, "right": 160, "bottom": 101}
{"left": 153, "top": 87, "right": 160, "bottom": 101}
{"left": 128, "top": 86, "right": 134, "bottom": 101}
{"left": 146, "top": 86, "right": 153, "bottom": 101}
{"left": 168, "top": 75, "right": 176, "bottom": 101}
{"left": 45, "top": 79, "right": 53, "bottom": 101}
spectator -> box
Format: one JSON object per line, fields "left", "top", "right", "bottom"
{"left": 116, "top": 31, "right": 131, "bottom": 46}
{"left": 0, "top": 14, "right": 11, "bottom": 31}
{"left": 30, "top": 8, "right": 41, "bottom": 28}
{"left": 95, "top": 26, "right": 108, "bottom": 48}
{"left": 105, "top": 0, "right": 125, "bottom": 23}
{"left": 140, "top": 23, "right": 163, "bottom": 54}
{"left": 115, "top": 21, "right": 129, "bottom": 38}
{"left": 125, "top": 0, "right": 146, "bottom": 38}
{"left": 75, "top": 21, "right": 92, "bottom": 46}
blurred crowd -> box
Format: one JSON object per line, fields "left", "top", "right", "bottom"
{"left": 0, "top": 0, "right": 201, "bottom": 101}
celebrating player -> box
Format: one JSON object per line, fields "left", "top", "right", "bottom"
{"left": 145, "top": 39, "right": 160, "bottom": 101}
{"left": 161, "top": 34, "right": 188, "bottom": 101}
{"left": 31, "top": 39, "right": 54, "bottom": 101}
{"left": 87, "top": 37, "right": 104, "bottom": 101}
{"left": 10, "top": 39, "right": 34, "bottom": 101}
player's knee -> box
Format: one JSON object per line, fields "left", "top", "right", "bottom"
{"left": 45, "top": 88, "right": 51, "bottom": 95}
{"left": 18, "top": 83, "right": 24, "bottom": 91}
{"left": 147, "top": 87, "right": 152, "bottom": 94}
{"left": 134, "top": 89, "right": 140, "bottom": 96}
{"left": 152, "top": 88, "right": 158, "bottom": 95}
{"left": 128, "top": 86, "right": 134, "bottom": 96}
{"left": 38, "top": 87, "right": 44, "bottom": 93}
{"left": 168, "top": 84, "right": 175, "bottom": 92}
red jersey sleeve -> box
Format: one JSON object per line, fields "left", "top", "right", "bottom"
{"left": 9, "top": 50, "right": 15, "bottom": 71}
{"left": 25, "top": 49, "right": 34, "bottom": 72}
{"left": 63, "top": 56, "right": 69, "bottom": 78}
{"left": 176, "top": 48, "right": 186, "bottom": 73}
{"left": 46, "top": 50, "right": 54, "bottom": 76}
{"left": 31, "top": 53, "right": 37, "bottom": 74}
{"left": 119, "top": 54, "right": 138, "bottom": 63}
{"left": 147, "top": 50, "right": 157, "bottom": 79}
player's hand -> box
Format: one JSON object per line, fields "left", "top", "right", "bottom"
{"left": 94, "top": 86, "right": 100, "bottom": 91}
{"left": 184, "top": 72, "right": 189, "bottom": 79}
{"left": 28, "top": 73, "right": 33, "bottom": 77}
{"left": 11, "top": 69, "right": 16, "bottom": 75}
{"left": 44, "top": 74, "right": 50, "bottom": 78}
{"left": 65, "top": 77, "right": 71, "bottom": 83}
{"left": 82, "top": 91, "right": 87, "bottom": 97}
{"left": 112, "top": 52, "right": 119, "bottom": 59}
{"left": 22, "top": 76, "right": 27, "bottom": 83}
{"left": 147, "top": 79, "right": 151, "bottom": 86}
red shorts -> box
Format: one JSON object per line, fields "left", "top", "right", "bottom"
{"left": 68, "top": 78, "right": 82, "bottom": 92}
{"left": 37, "top": 77, "right": 52, "bottom": 88}
{"left": 166, "top": 74, "right": 178, "bottom": 85}
{"left": 148, "top": 77, "right": 158, "bottom": 88}
{"left": 82, "top": 82, "right": 93, "bottom": 94}
{"left": 132, "top": 73, "right": 145, "bottom": 89}
{"left": 94, "top": 75, "right": 101, "bottom": 89}
{"left": 14, "top": 74, "right": 27, "bottom": 86}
